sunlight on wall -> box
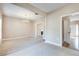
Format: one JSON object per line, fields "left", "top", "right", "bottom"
{"left": 0, "top": 15, "right": 2, "bottom": 44}
{"left": 75, "top": 24, "right": 79, "bottom": 49}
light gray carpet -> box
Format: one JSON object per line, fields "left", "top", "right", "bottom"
{"left": 0, "top": 37, "right": 43, "bottom": 56}
{"left": 7, "top": 42, "right": 79, "bottom": 56}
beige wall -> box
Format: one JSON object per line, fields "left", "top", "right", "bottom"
{"left": 2, "top": 16, "right": 34, "bottom": 40}
{"left": 46, "top": 4, "right": 79, "bottom": 46}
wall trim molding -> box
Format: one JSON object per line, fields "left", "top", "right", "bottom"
{"left": 3, "top": 35, "right": 34, "bottom": 41}
{"left": 45, "top": 40, "right": 61, "bottom": 47}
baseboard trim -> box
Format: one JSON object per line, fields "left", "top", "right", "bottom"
{"left": 3, "top": 36, "right": 34, "bottom": 41}
{"left": 45, "top": 40, "right": 61, "bottom": 47}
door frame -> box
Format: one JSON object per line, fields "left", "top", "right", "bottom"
{"left": 61, "top": 16, "right": 70, "bottom": 47}
{"left": 61, "top": 12, "right": 79, "bottom": 47}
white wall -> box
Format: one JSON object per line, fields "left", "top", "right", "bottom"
{"left": 2, "top": 16, "right": 34, "bottom": 40}
{"left": 46, "top": 4, "right": 79, "bottom": 47}
{"left": 0, "top": 13, "right": 2, "bottom": 44}
{"left": 0, "top": 4, "right": 2, "bottom": 44}
{"left": 70, "top": 22, "right": 79, "bottom": 50}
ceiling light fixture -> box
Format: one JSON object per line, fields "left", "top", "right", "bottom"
{"left": 35, "top": 13, "right": 38, "bottom": 15}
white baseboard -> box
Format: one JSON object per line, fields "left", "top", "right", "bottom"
{"left": 3, "top": 36, "right": 34, "bottom": 41}
{"left": 45, "top": 40, "right": 61, "bottom": 47}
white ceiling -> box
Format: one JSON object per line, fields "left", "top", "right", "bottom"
{"left": 2, "top": 3, "right": 68, "bottom": 21}
{"left": 31, "top": 3, "right": 67, "bottom": 13}
{"left": 2, "top": 4, "right": 44, "bottom": 20}
{"left": 70, "top": 14, "right": 79, "bottom": 21}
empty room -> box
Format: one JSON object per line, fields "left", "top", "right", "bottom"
{"left": 0, "top": 3, "right": 79, "bottom": 56}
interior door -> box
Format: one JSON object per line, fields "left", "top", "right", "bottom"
{"left": 63, "top": 16, "right": 70, "bottom": 44}
{"left": 70, "top": 23, "right": 77, "bottom": 49}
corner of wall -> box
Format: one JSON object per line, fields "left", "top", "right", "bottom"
{"left": 45, "top": 40, "right": 62, "bottom": 47}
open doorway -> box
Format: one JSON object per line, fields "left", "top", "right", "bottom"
{"left": 35, "top": 19, "right": 45, "bottom": 40}
{"left": 62, "top": 13, "right": 79, "bottom": 51}
{"left": 62, "top": 16, "right": 70, "bottom": 48}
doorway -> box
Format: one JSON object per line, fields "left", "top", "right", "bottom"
{"left": 62, "top": 13, "right": 79, "bottom": 51}
{"left": 62, "top": 16, "right": 70, "bottom": 48}
{"left": 36, "top": 23, "right": 44, "bottom": 39}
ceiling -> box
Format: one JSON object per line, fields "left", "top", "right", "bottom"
{"left": 31, "top": 3, "right": 67, "bottom": 13}
{"left": 2, "top": 3, "right": 68, "bottom": 21}
{"left": 2, "top": 3, "right": 43, "bottom": 20}
{"left": 70, "top": 14, "right": 79, "bottom": 22}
